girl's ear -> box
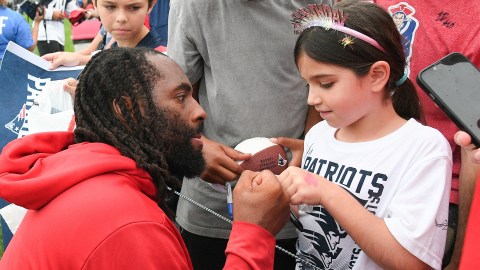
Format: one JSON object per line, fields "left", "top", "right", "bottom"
{"left": 368, "top": 61, "right": 390, "bottom": 93}
{"left": 147, "top": 0, "right": 157, "bottom": 13}
{"left": 92, "top": 0, "right": 96, "bottom": 7}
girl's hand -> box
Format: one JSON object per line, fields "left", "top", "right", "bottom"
{"left": 277, "top": 166, "right": 323, "bottom": 205}
{"left": 271, "top": 137, "right": 304, "bottom": 167}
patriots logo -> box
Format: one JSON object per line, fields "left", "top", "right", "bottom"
{"left": 4, "top": 104, "right": 28, "bottom": 135}
{"left": 278, "top": 154, "right": 287, "bottom": 166}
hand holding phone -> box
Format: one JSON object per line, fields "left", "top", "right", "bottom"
{"left": 417, "top": 52, "right": 480, "bottom": 147}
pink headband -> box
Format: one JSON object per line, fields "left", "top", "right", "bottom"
{"left": 291, "top": 4, "right": 387, "bottom": 54}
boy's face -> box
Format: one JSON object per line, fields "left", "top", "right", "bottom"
{"left": 94, "top": 0, "right": 154, "bottom": 47}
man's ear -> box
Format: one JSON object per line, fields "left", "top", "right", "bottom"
{"left": 368, "top": 61, "right": 390, "bottom": 93}
{"left": 112, "top": 96, "right": 134, "bottom": 125}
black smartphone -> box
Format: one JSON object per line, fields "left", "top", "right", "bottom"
{"left": 417, "top": 52, "right": 480, "bottom": 147}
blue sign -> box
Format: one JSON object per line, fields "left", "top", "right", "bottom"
{"left": 0, "top": 42, "right": 83, "bottom": 151}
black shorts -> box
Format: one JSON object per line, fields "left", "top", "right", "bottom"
{"left": 37, "top": 40, "right": 64, "bottom": 56}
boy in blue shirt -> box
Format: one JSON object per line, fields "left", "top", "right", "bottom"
{"left": 0, "top": 0, "right": 43, "bottom": 62}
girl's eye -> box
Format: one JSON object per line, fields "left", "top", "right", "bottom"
{"left": 105, "top": 5, "right": 115, "bottom": 10}
{"left": 129, "top": 6, "right": 140, "bottom": 11}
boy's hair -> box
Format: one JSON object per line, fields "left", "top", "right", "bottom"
{"left": 294, "top": 0, "right": 422, "bottom": 121}
{"left": 74, "top": 47, "right": 179, "bottom": 216}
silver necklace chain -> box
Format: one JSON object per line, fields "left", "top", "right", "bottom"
{"left": 168, "top": 187, "right": 321, "bottom": 270}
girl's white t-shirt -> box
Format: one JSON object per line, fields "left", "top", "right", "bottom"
{"left": 296, "top": 119, "right": 452, "bottom": 270}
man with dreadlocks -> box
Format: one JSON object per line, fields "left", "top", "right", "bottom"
{"left": 0, "top": 47, "right": 290, "bottom": 270}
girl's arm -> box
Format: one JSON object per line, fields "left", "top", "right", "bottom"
{"left": 317, "top": 179, "right": 430, "bottom": 270}
{"left": 279, "top": 167, "right": 438, "bottom": 270}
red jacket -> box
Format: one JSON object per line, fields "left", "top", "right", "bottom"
{"left": 0, "top": 132, "right": 275, "bottom": 269}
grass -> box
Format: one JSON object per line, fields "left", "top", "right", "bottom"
{"left": 64, "top": 19, "right": 75, "bottom": 52}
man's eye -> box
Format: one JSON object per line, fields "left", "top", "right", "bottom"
{"left": 176, "top": 94, "right": 186, "bottom": 101}
{"left": 321, "top": 82, "right": 334, "bottom": 89}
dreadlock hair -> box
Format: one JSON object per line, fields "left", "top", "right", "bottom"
{"left": 74, "top": 47, "right": 179, "bottom": 218}
{"left": 294, "top": 0, "right": 423, "bottom": 122}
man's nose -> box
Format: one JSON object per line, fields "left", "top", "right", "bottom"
{"left": 191, "top": 101, "right": 207, "bottom": 123}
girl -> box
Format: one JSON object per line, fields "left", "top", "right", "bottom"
{"left": 279, "top": 1, "right": 451, "bottom": 269}
{"left": 42, "top": 0, "right": 164, "bottom": 68}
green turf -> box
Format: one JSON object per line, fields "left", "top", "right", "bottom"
{"left": 64, "top": 19, "right": 75, "bottom": 52}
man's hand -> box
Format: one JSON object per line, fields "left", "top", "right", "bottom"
{"left": 271, "top": 137, "right": 304, "bottom": 167}
{"left": 200, "top": 136, "right": 251, "bottom": 184}
{"left": 455, "top": 131, "right": 480, "bottom": 164}
{"left": 85, "top": 9, "right": 99, "bottom": 19}
{"left": 233, "top": 170, "right": 290, "bottom": 236}
{"left": 52, "top": 10, "right": 66, "bottom": 21}
{"left": 63, "top": 78, "right": 78, "bottom": 97}
{"left": 34, "top": 7, "right": 45, "bottom": 22}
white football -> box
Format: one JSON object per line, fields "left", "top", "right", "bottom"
{"left": 234, "top": 137, "right": 288, "bottom": 174}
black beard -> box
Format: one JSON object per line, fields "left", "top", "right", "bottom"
{"left": 155, "top": 107, "right": 205, "bottom": 179}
